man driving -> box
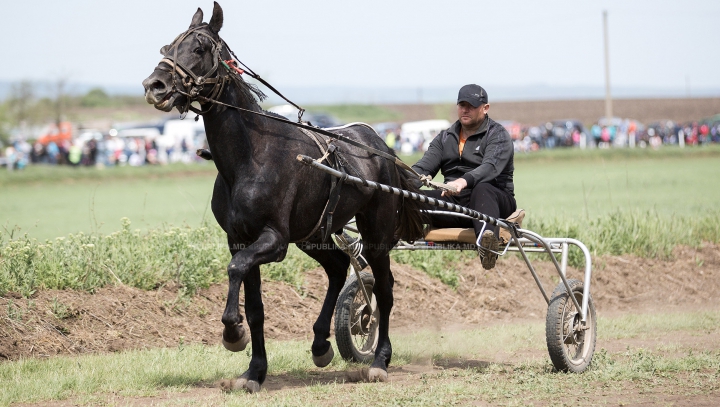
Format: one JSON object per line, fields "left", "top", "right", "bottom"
{"left": 412, "top": 84, "right": 516, "bottom": 270}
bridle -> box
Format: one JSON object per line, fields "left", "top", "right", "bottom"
{"left": 157, "top": 25, "right": 231, "bottom": 116}
{"left": 156, "top": 25, "right": 305, "bottom": 120}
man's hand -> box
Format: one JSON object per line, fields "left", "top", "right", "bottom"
{"left": 441, "top": 178, "right": 467, "bottom": 196}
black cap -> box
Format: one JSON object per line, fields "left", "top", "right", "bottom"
{"left": 457, "top": 84, "right": 488, "bottom": 107}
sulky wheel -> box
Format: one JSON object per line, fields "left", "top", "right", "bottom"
{"left": 545, "top": 279, "right": 597, "bottom": 373}
{"left": 334, "top": 269, "right": 379, "bottom": 363}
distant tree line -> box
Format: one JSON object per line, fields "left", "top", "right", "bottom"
{"left": 0, "top": 80, "right": 145, "bottom": 146}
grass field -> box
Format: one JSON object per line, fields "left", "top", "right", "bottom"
{"left": 514, "top": 146, "right": 720, "bottom": 220}
{"left": 2, "top": 146, "right": 719, "bottom": 241}
{"left": 1, "top": 164, "right": 218, "bottom": 241}
{"left": 1, "top": 310, "right": 718, "bottom": 406}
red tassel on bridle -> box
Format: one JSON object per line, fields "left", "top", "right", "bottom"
{"left": 224, "top": 59, "right": 244, "bottom": 75}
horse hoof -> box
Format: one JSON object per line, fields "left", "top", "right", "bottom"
{"left": 244, "top": 380, "right": 261, "bottom": 393}
{"left": 312, "top": 345, "right": 334, "bottom": 367}
{"left": 196, "top": 148, "right": 213, "bottom": 160}
{"left": 222, "top": 329, "right": 250, "bottom": 352}
{"left": 368, "top": 367, "right": 388, "bottom": 382}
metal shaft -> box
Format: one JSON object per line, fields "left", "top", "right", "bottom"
{"left": 297, "top": 154, "right": 510, "bottom": 231}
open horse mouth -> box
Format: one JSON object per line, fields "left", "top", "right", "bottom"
{"left": 155, "top": 92, "right": 178, "bottom": 112}
{"left": 145, "top": 90, "right": 178, "bottom": 112}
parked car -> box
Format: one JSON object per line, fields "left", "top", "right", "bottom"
{"left": 266, "top": 104, "right": 342, "bottom": 128}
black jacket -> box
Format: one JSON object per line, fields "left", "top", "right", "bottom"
{"left": 412, "top": 116, "right": 514, "bottom": 196}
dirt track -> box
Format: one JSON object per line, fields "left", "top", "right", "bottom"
{"left": 2, "top": 244, "right": 718, "bottom": 361}
{"left": 383, "top": 97, "right": 720, "bottom": 126}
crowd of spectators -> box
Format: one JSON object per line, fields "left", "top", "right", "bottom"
{"left": 378, "top": 116, "right": 720, "bottom": 154}
{"left": 2, "top": 133, "right": 207, "bottom": 171}
{"left": 3, "top": 115, "right": 720, "bottom": 170}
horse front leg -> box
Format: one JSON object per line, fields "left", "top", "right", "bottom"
{"left": 220, "top": 228, "right": 288, "bottom": 393}
{"left": 221, "top": 239, "right": 250, "bottom": 352}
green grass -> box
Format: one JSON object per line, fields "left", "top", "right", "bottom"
{"left": 1, "top": 310, "right": 717, "bottom": 406}
{"left": 0, "top": 220, "right": 319, "bottom": 297}
{"left": 514, "top": 146, "right": 720, "bottom": 220}
{"left": 4, "top": 146, "right": 718, "bottom": 241}
{"left": 1, "top": 167, "right": 218, "bottom": 241}
{"left": 0, "top": 161, "right": 217, "bottom": 187}
{"left": 0, "top": 219, "right": 229, "bottom": 297}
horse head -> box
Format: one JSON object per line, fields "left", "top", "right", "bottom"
{"left": 142, "top": 2, "right": 226, "bottom": 113}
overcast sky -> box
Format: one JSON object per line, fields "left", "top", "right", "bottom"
{"left": 2, "top": 0, "right": 718, "bottom": 95}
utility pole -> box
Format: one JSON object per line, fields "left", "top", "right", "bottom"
{"left": 603, "top": 10, "right": 613, "bottom": 126}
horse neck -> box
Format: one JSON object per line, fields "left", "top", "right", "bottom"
{"left": 201, "top": 83, "right": 264, "bottom": 182}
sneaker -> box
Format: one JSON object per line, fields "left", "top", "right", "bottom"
{"left": 478, "top": 230, "right": 499, "bottom": 270}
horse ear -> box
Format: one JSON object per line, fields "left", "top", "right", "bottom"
{"left": 209, "top": 2, "right": 223, "bottom": 33}
{"left": 160, "top": 45, "right": 169, "bottom": 55}
{"left": 189, "top": 7, "right": 203, "bottom": 28}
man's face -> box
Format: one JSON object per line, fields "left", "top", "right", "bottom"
{"left": 457, "top": 101, "right": 489, "bottom": 128}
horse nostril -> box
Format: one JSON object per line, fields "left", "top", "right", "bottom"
{"left": 151, "top": 80, "right": 166, "bottom": 92}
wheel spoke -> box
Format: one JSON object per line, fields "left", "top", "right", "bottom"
{"left": 349, "top": 288, "right": 374, "bottom": 354}
{"left": 562, "top": 294, "right": 586, "bottom": 361}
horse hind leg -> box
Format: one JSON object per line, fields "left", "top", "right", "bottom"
{"left": 297, "top": 240, "right": 350, "bottom": 367}
{"left": 364, "top": 251, "right": 393, "bottom": 382}
{"left": 353, "top": 212, "right": 397, "bottom": 383}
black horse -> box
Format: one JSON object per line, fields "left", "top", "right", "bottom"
{"left": 142, "top": 2, "right": 424, "bottom": 393}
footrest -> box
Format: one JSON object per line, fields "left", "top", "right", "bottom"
{"left": 499, "top": 209, "right": 525, "bottom": 244}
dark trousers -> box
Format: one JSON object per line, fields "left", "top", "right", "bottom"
{"left": 423, "top": 182, "right": 517, "bottom": 238}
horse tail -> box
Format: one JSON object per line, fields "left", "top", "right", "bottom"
{"left": 394, "top": 165, "right": 428, "bottom": 242}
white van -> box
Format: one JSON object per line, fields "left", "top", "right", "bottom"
{"left": 399, "top": 119, "right": 450, "bottom": 153}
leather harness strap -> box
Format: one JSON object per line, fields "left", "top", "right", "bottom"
{"left": 293, "top": 127, "right": 347, "bottom": 243}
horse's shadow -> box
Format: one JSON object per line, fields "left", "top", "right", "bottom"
{"left": 226, "top": 358, "right": 498, "bottom": 392}
{"left": 149, "top": 358, "right": 500, "bottom": 393}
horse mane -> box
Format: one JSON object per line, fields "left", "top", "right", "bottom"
{"left": 226, "top": 70, "right": 267, "bottom": 105}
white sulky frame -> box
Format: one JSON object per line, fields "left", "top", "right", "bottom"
{"left": 344, "top": 209, "right": 593, "bottom": 325}
{"left": 402, "top": 210, "right": 591, "bottom": 324}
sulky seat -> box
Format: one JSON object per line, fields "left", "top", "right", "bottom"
{"left": 422, "top": 209, "right": 526, "bottom": 244}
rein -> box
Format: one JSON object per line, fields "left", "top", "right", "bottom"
{"left": 157, "top": 26, "right": 451, "bottom": 191}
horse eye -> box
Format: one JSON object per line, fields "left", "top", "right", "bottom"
{"left": 193, "top": 47, "right": 205, "bottom": 54}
